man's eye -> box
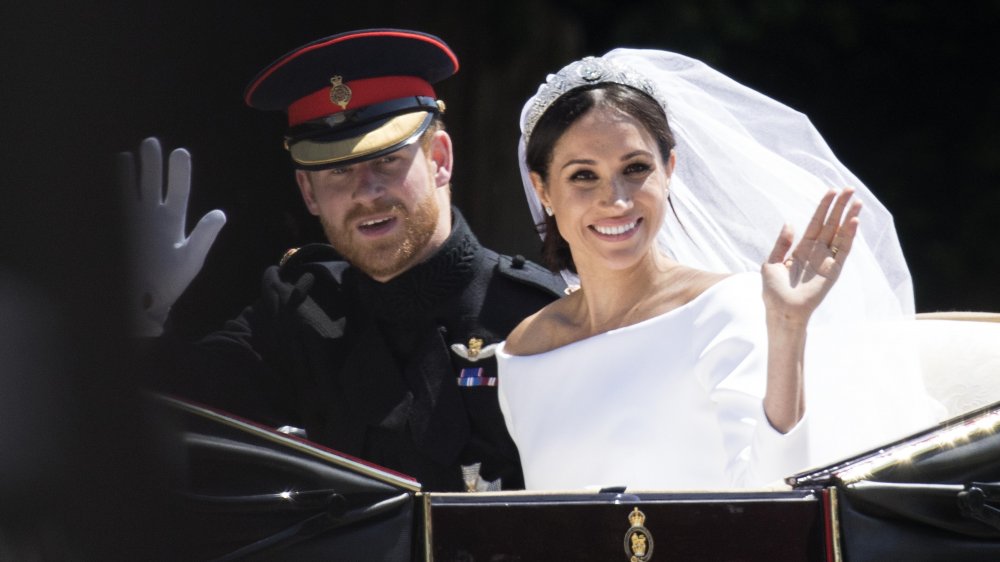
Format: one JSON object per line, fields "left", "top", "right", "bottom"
{"left": 379, "top": 155, "right": 398, "bottom": 165}
{"left": 328, "top": 166, "right": 351, "bottom": 175}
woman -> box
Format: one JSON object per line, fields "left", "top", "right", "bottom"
{"left": 497, "top": 51, "right": 943, "bottom": 490}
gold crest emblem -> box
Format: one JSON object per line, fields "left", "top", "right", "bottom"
{"left": 467, "top": 337, "right": 483, "bottom": 360}
{"left": 449, "top": 337, "right": 497, "bottom": 362}
{"left": 329, "top": 76, "right": 352, "bottom": 110}
{"left": 623, "top": 507, "right": 653, "bottom": 562}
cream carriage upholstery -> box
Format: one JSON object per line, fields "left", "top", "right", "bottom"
{"left": 914, "top": 312, "right": 1000, "bottom": 418}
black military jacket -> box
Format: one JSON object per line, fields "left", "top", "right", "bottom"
{"left": 157, "top": 209, "right": 563, "bottom": 491}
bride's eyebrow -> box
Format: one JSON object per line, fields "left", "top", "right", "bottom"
{"left": 560, "top": 158, "right": 597, "bottom": 170}
{"left": 621, "top": 150, "right": 653, "bottom": 161}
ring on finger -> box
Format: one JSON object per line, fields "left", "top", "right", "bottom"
{"left": 830, "top": 245, "right": 839, "bottom": 256}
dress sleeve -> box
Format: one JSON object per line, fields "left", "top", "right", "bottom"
{"left": 693, "top": 275, "right": 811, "bottom": 488}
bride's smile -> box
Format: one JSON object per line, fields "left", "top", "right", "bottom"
{"left": 532, "top": 104, "right": 674, "bottom": 274}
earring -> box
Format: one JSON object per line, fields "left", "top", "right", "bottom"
{"left": 544, "top": 206, "right": 554, "bottom": 217}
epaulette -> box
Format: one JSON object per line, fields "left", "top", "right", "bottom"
{"left": 279, "top": 244, "right": 343, "bottom": 268}
{"left": 496, "top": 254, "right": 566, "bottom": 297}
{"left": 278, "top": 244, "right": 350, "bottom": 285}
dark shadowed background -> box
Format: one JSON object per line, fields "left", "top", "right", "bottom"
{"left": 10, "top": 2, "right": 999, "bottom": 333}
{"left": 1, "top": 1, "right": 997, "bottom": 555}
{"left": 171, "top": 4, "right": 1000, "bottom": 330}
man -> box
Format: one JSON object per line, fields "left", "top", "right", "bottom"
{"left": 135, "top": 29, "right": 563, "bottom": 492}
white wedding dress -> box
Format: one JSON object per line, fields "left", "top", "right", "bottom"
{"left": 498, "top": 273, "right": 810, "bottom": 490}
{"left": 498, "top": 273, "right": 947, "bottom": 491}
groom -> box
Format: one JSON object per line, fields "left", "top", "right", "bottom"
{"left": 137, "top": 29, "right": 563, "bottom": 492}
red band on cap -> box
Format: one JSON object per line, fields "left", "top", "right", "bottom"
{"left": 287, "top": 75, "right": 435, "bottom": 126}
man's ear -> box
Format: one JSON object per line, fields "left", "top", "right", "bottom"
{"left": 427, "top": 130, "right": 453, "bottom": 188}
{"left": 295, "top": 170, "right": 320, "bottom": 216}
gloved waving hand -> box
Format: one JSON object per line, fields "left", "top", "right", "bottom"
{"left": 120, "top": 137, "right": 226, "bottom": 336}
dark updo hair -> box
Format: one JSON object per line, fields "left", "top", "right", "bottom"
{"left": 525, "top": 83, "right": 676, "bottom": 273}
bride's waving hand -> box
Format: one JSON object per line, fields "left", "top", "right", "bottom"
{"left": 763, "top": 188, "right": 863, "bottom": 321}
{"left": 759, "top": 188, "right": 862, "bottom": 432}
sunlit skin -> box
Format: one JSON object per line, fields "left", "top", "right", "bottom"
{"left": 295, "top": 131, "right": 453, "bottom": 282}
{"left": 510, "top": 103, "right": 862, "bottom": 433}
{"left": 527, "top": 105, "right": 693, "bottom": 339}
{"left": 531, "top": 105, "right": 676, "bottom": 281}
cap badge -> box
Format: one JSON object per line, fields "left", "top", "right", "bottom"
{"left": 328, "top": 76, "right": 352, "bottom": 110}
{"left": 623, "top": 507, "right": 654, "bottom": 562}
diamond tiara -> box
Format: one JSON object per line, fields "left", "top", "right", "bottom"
{"left": 522, "top": 56, "right": 663, "bottom": 142}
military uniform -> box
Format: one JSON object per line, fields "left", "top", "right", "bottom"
{"left": 159, "top": 209, "right": 562, "bottom": 491}
{"left": 149, "top": 29, "right": 564, "bottom": 492}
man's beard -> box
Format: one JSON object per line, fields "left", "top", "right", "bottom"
{"left": 321, "top": 191, "right": 442, "bottom": 280}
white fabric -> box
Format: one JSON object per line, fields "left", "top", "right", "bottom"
{"left": 497, "top": 273, "right": 948, "bottom": 490}
{"left": 517, "top": 49, "right": 913, "bottom": 325}
{"left": 801, "top": 319, "right": 947, "bottom": 467}
{"left": 498, "top": 273, "right": 810, "bottom": 490}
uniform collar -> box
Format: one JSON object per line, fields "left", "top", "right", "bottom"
{"left": 355, "top": 207, "right": 481, "bottom": 319}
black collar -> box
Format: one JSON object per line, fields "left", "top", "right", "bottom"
{"left": 354, "top": 207, "right": 481, "bottom": 320}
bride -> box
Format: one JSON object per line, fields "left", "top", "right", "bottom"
{"left": 496, "top": 50, "right": 943, "bottom": 490}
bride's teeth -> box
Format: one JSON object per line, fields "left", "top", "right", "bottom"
{"left": 595, "top": 221, "right": 637, "bottom": 236}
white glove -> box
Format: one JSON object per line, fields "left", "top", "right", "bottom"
{"left": 119, "top": 137, "right": 227, "bottom": 337}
